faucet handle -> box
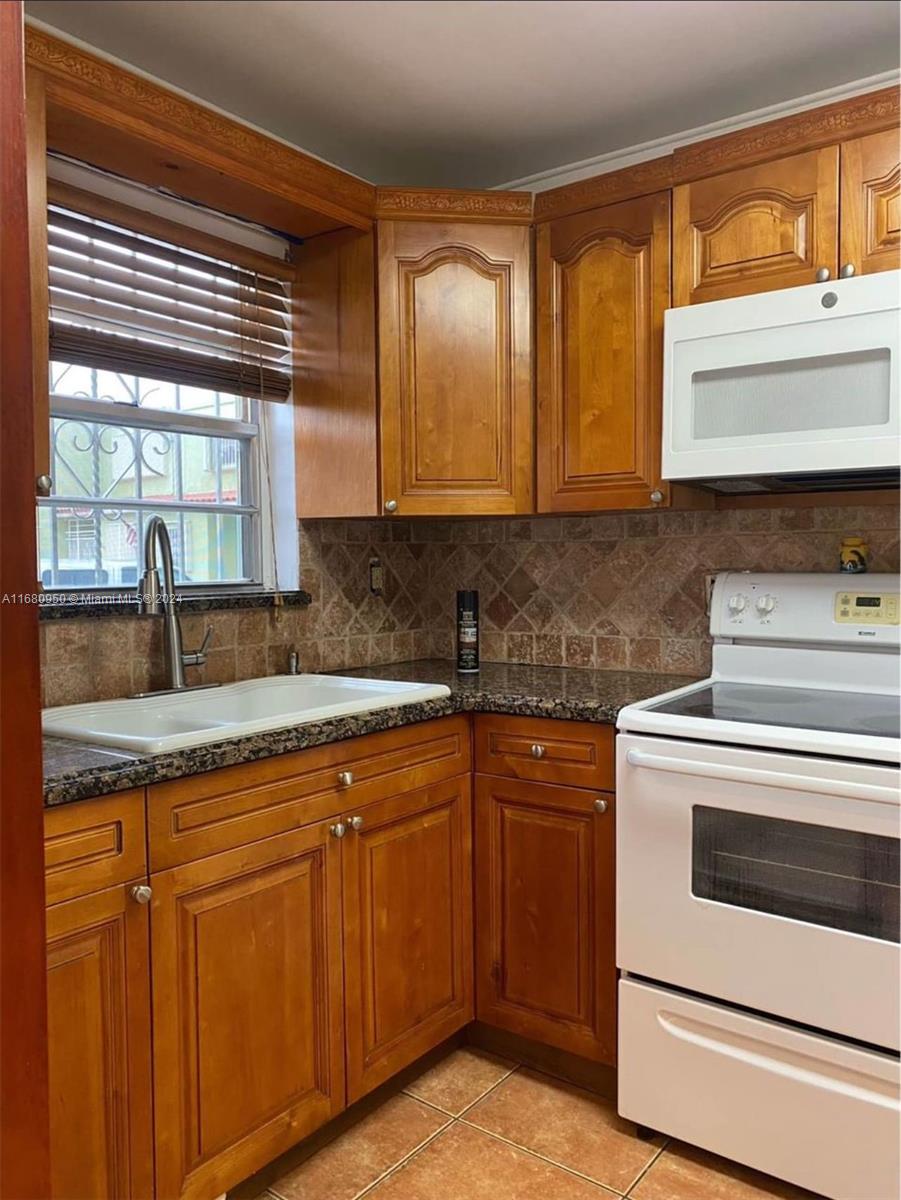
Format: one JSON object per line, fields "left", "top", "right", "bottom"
{"left": 182, "top": 625, "right": 213, "bottom": 668}
{"left": 198, "top": 625, "right": 214, "bottom": 656}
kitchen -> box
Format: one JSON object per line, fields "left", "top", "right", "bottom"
{"left": 1, "top": 2, "right": 899, "bottom": 1199}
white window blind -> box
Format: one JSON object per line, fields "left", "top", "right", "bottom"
{"left": 48, "top": 205, "right": 292, "bottom": 402}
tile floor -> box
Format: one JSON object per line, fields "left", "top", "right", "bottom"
{"left": 255, "top": 1048, "right": 823, "bottom": 1200}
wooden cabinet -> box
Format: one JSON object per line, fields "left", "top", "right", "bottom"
{"left": 474, "top": 714, "right": 614, "bottom": 791}
{"left": 150, "top": 821, "right": 345, "bottom": 1200}
{"left": 343, "top": 775, "right": 473, "bottom": 1101}
{"left": 536, "top": 191, "right": 670, "bottom": 511}
{"left": 44, "top": 793, "right": 153, "bottom": 1200}
{"left": 378, "top": 220, "right": 532, "bottom": 516}
{"left": 475, "top": 774, "right": 616, "bottom": 1065}
{"left": 673, "top": 146, "right": 840, "bottom": 304}
{"left": 841, "top": 129, "right": 901, "bottom": 276}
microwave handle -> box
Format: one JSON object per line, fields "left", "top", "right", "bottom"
{"left": 624, "top": 749, "right": 898, "bottom": 807}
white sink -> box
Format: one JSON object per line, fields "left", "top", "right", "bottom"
{"left": 42, "top": 674, "right": 451, "bottom": 755}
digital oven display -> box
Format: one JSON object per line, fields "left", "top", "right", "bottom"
{"left": 856, "top": 597, "right": 881, "bottom": 607}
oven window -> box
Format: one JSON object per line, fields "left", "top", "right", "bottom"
{"left": 692, "top": 807, "right": 899, "bottom": 943}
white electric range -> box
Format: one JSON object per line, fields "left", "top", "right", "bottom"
{"left": 616, "top": 572, "right": 900, "bottom": 1200}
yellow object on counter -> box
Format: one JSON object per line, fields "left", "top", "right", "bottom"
{"left": 839, "top": 537, "right": 870, "bottom": 573}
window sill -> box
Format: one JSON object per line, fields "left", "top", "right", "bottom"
{"left": 36, "top": 589, "right": 312, "bottom": 621}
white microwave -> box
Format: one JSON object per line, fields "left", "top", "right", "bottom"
{"left": 662, "top": 271, "right": 900, "bottom": 491}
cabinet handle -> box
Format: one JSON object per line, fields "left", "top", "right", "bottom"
{"left": 815, "top": 266, "right": 831, "bottom": 282}
{"left": 349, "top": 815, "right": 364, "bottom": 831}
{"left": 329, "top": 821, "right": 347, "bottom": 839}
{"left": 593, "top": 797, "right": 609, "bottom": 814}
{"left": 839, "top": 263, "right": 856, "bottom": 279}
{"left": 36, "top": 473, "right": 53, "bottom": 497}
{"left": 650, "top": 489, "right": 664, "bottom": 505}
{"left": 530, "top": 743, "right": 546, "bottom": 759}
{"left": 130, "top": 884, "right": 152, "bottom": 904}
{"left": 384, "top": 499, "right": 398, "bottom": 513}
{"left": 337, "top": 770, "right": 354, "bottom": 787}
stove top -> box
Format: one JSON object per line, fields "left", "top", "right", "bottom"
{"left": 646, "top": 682, "right": 901, "bottom": 741}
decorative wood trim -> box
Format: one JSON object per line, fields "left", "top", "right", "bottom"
{"left": 533, "top": 155, "right": 673, "bottom": 223}
{"left": 26, "top": 66, "right": 49, "bottom": 480}
{"left": 376, "top": 186, "right": 533, "bottom": 224}
{"left": 672, "top": 85, "right": 900, "bottom": 184}
{"left": 25, "top": 26, "right": 376, "bottom": 234}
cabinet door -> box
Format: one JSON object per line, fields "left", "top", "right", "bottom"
{"left": 343, "top": 775, "right": 473, "bottom": 1101}
{"left": 673, "top": 146, "right": 839, "bottom": 304}
{"left": 536, "top": 191, "right": 670, "bottom": 511}
{"left": 46, "top": 883, "right": 153, "bottom": 1200}
{"left": 151, "top": 823, "right": 345, "bottom": 1200}
{"left": 475, "top": 775, "right": 615, "bottom": 1064}
{"left": 841, "top": 129, "right": 901, "bottom": 276}
{"left": 378, "top": 220, "right": 532, "bottom": 516}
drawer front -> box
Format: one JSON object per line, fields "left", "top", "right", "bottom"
{"left": 474, "top": 715, "right": 614, "bottom": 790}
{"left": 149, "top": 716, "right": 471, "bottom": 870}
{"left": 44, "top": 790, "right": 147, "bottom": 906}
{"left": 619, "top": 978, "right": 900, "bottom": 1200}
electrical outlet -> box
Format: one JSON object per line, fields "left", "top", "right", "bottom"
{"left": 369, "top": 557, "right": 384, "bottom": 596}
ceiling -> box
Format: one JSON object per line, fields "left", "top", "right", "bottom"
{"left": 25, "top": 0, "right": 901, "bottom": 188}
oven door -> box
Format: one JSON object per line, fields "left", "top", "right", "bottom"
{"left": 616, "top": 734, "right": 900, "bottom": 1049}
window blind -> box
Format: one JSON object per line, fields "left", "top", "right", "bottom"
{"left": 48, "top": 205, "right": 292, "bottom": 401}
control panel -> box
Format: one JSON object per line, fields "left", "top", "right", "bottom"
{"left": 834, "top": 590, "right": 899, "bottom": 625}
{"left": 710, "top": 572, "right": 901, "bottom": 645}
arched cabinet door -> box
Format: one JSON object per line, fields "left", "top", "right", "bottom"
{"left": 840, "top": 129, "right": 901, "bottom": 277}
{"left": 378, "top": 221, "right": 532, "bottom": 516}
{"left": 673, "top": 146, "right": 839, "bottom": 304}
{"left": 536, "top": 190, "right": 670, "bottom": 512}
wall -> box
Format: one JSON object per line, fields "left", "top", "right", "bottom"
{"left": 40, "top": 503, "right": 899, "bottom": 707}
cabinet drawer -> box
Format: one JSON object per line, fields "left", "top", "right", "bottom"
{"left": 44, "top": 790, "right": 147, "bottom": 906}
{"left": 474, "top": 715, "right": 614, "bottom": 790}
{"left": 149, "top": 716, "right": 471, "bottom": 870}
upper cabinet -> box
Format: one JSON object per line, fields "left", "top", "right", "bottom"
{"left": 536, "top": 191, "right": 670, "bottom": 512}
{"left": 840, "top": 129, "right": 901, "bottom": 277}
{"left": 673, "top": 146, "right": 840, "bottom": 305}
{"left": 378, "top": 220, "right": 533, "bottom": 516}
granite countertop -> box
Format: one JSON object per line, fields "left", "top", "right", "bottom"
{"left": 43, "top": 659, "right": 696, "bottom": 807}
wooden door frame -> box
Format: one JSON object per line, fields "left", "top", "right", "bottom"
{"left": 0, "top": 2, "right": 50, "bottom": 1196}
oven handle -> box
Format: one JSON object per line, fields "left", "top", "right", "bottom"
{"left": 624, "top": 749, "right": 899, "bottom": 807}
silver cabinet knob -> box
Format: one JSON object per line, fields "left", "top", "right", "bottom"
{"left": 329, "top": 821, "right": 347, "bottom": 839}
{"left": 35, "top": 474, "right": 53, "bottom": 497}
{"left": 384, "top": 499, "right": 398, "bottom": 513}
{"left": 130, "top": 884, "right": 152, "bottom": 904}
{"left": 337, "top": 770, "right": 354, "bottom": 787}
{"left": 650, "top": 489, "right": 664, "bottom": 504}
{"left": 839, "top": 263, "right": 856, "bottom": 279}
{"left": 530, "top": 744, "right": 546, "bottom": 759}
{"left": 349, "top": 815, "right": 364, "bottom": 831}
{"left": 815, "top": 267, "right": 831, "bottom": 282}
{"left": 594, "top": 798, "right": 609, "bottom": 814}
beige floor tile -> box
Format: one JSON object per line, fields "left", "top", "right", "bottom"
{"left": 630, "top": 1141, "right": 824, "bottom": 1200}
{"left": 268, "top": 1093, "right": 449, "bottom": 1200}
{"left": 464, "top": 1067, "right": 664, "bottom": 1193}
{"left": 365, "top": 1122, "right": 611, "bottom": 1199}
{"left": 402, "top": 1047, "right": 517, "bottom": 1115}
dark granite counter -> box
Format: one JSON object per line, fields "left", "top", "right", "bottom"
{"left": 43, "top": 659, "right": 696, "bottom": 807}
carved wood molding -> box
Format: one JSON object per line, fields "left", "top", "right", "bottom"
{"left": 377, "top": 186, "right": 533, "bottom": 224}
{"left": 534, "top": 156, "right": 673, "bottom": 223}
{"left": 25, "top": 27, "right": 376, "bottom": 227}
{"left": 672, "top": 85, "right": 901, "bottom": 184}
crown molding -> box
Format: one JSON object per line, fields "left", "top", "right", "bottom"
{"left": 500, "top": 69, "right": 900, "bottom": 195}
{"left": 376, "top": 186, "right": 533, "bottom": 224}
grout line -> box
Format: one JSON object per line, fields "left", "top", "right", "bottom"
{"left": 621, "top": 1140, "right": 670, "bottom": 1197}
{"left": 352, "top": 1120, "right": 453, "bottom": 1200}
{"left": 457, "top": 1118, "right": 624, "bottom": 1197}
{"left": 453, "top": 1061, "right": 521, "bottom": 1120}
{"left": 402, "top": 1056, "right": 521, "bottom": 1119}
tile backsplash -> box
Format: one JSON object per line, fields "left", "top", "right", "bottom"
{"left": 40, "top": 503, "right": 899, "bottom": 707}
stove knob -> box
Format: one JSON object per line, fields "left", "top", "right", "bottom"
{"left": 756, "top": 594, "right": 776, "bottom": 615}
{"left": 727, "top": 593, "right": 747, "bottom": 615}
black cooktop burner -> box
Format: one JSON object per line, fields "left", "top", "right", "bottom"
{"left": 647, "top": 683, "right": 901, "bottom": 740}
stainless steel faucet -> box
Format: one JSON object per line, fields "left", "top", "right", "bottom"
{"left": 135, "top": 516, "right": 218, "bottom": 695}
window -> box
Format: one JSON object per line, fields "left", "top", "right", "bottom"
{"left": 38, "top": 200, "right": 292, "bottom": 591}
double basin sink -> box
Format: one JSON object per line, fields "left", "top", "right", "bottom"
{"left": 42, "top": 674, "right": 452, "bottom": 755}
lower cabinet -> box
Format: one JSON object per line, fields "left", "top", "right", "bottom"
{"left": 343, "top": 775, "right": 473, "bottom": 1101}
{"left": 474, "top": 773, "right": 616, "bottom": 1064}
{"left": 150, "top": 820, "right": 346, "bottom": 1200}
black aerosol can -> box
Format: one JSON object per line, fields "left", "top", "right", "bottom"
{"left": 456, "top": 590, "right": 480, "bottom": 673}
